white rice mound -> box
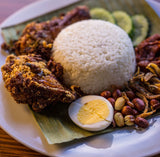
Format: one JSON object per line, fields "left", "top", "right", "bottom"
{"left": 53, "top": 20, "right": 136, "bottom": 94}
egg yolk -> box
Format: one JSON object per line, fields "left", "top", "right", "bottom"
{"left": 77, "top": 99, "right": 110, "bottom": 125}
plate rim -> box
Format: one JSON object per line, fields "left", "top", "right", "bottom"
{"left": 1, "top": 0, "right": 160, "bottom": 156}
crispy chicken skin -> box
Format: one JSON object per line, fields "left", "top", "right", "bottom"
{"left": 1, "top": 54, "right": 76, "bottom": 112}
{"left": 3, "top": 6, "right": 90, "bottom": 60}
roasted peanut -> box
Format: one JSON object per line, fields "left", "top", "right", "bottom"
{"left": 150, "top": 99, "right": 160, "bottom": 110}
{"left": 112, "top": 89, "right": 122, "bottom": 100}
{"left": 107, "top": 97, "right": 115, "bottom": 108}
{"left": 101, "top": 90, "right": 111, "bottom": 99}
{"left": 115, "top": 97, "right": 125, "bottom": 111}
{"left": 135, "top": 117, "right": 149, "bottom": 128}
{"left": 121, "top": 106, "right": 134, "bottom": 116}
{"left": 124, "top": 115, "right": 135, "bottom": 126}
{"left": 132, "top": 98, "right": 145, "bottom": 112}
{"left": 114, "top": 112, "right": 124, "bottom": 127}
{"left": 132, "top": 109, "right": 139, "bottom": 115}
{"left": 126, "top": 91, "right": 135, "bottom": 100}
{"left": 150, "top": 99, "right": 159, "bottom": 106}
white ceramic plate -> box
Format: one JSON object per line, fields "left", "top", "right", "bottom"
{"left": 1, "top": 0, "right": 160, "bottom": 156}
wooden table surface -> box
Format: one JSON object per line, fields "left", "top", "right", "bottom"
{"left": 0, "top": 0, "right": 160, "bottom": 157}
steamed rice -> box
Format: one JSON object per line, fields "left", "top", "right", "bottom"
{"left": 52, "top": 20, "right": 136, "bottom": 94}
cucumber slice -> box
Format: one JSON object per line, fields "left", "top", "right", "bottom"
{"left": 90, "top": 8, "right": 115, "bottom": 24}
{"left": 112, "top": 11, "right": 133, "bottom": 35}
{"left": 132, "top": 15, "right": 149, "bottom": 46}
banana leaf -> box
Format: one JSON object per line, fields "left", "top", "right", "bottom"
{"left": 33, "top": 103, "right": 116, "bottom": 144}
{"left": 1, "top": 0, "right": 160, "bottom": 144}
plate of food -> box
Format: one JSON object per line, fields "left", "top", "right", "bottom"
{"left": 0, "top": 0, "right": 160, "bottom": 156}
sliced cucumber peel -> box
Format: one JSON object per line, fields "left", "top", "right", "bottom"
{"left": 132, "top": 14, "right": 149, "bottom": 46}
{"left": 112, "top": 11, "right": 133, "bottom": 35}
{"left": 90, "top": 8, "right": 115, "bottom": 24}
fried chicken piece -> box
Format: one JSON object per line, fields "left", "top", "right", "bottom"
{"left": 1, "top": 54, "right": 76, "bottom": 112}
{"left": 47, "top": 57, "right": 63, "bottom": 82}
{"left": 3, "top": 6, "right": 90, "bottom": 60}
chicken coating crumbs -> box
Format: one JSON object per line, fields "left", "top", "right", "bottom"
{"left": 1, "top": 54, "right": 76, "bottom": 112}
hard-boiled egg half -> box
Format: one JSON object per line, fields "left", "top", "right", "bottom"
{"left": 68, "top": 95, "right": 114, "bottom": 131}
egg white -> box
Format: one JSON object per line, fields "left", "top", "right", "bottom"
{"left": 68, "top": 95, "right": 114, "bottom": 131}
